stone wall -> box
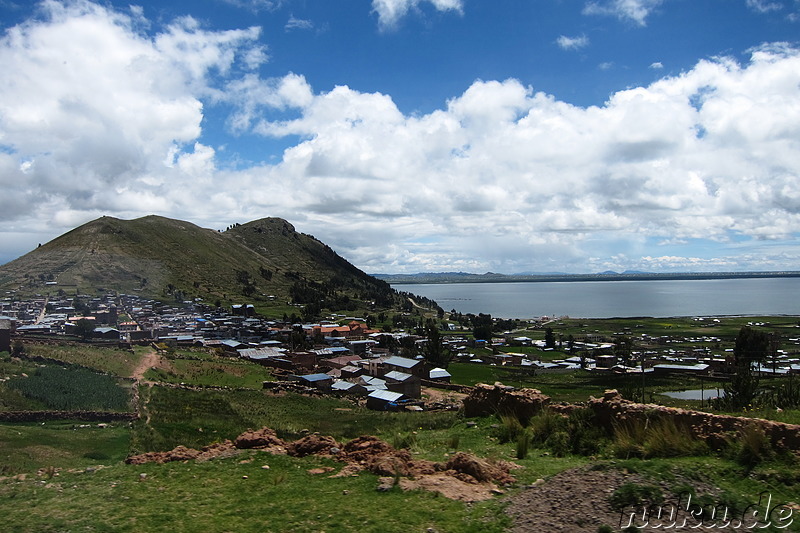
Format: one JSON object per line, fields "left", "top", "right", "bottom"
{"left": 0, "top": 410, "right": 137, "bottom": 422}
{"left": 461, "top": 384, "right": 800, "bottom": 452}
{"left": 588, "top": 390, "right": 800, "bottom": 451}
{"left": 462, "top": 383, "right": 551, "bottom": 423}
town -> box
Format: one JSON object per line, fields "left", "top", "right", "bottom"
{"left": 2, "top": 291, "right": 799, "bottom": 412}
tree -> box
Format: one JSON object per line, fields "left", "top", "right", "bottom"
{"left": 472, "top": 313, "right": 493, "bottom": 342}
{"left": 722, "top": 326, "right": 771, "bottom": 410}
{"left": 544, "top": 328, "right": 556, "bottom": 349}
{"left": 74, "top": 318, "right": 95, "bottom": 341}
{"left": 421, "top": 319, "right": 454, "bottom": 368}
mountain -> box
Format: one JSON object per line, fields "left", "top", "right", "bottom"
{"left": 0, "top": 215, "right": 410, "bottom": 313}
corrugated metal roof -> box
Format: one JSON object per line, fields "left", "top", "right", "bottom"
{"left": 429, "top": 368, "right": 451, "bottom": 379}
{"left": 367, "top": 390, "right": 405, "bottom": 402}
{"left": 384, "top": 356, "right": 420, "bottom": 368}
{"left": 299, "top": 373, "right": 333, "bottom": 382}
{"left": 384, "top": 370, "right": 413, "bottom": 382}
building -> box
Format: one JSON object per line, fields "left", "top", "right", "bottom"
{"left": 383, "top": 356, "right": 427, "bottom": 379}
{"left": 0, "top": 319, "right": 11, "bottom": 353}
{"left": 366, "top": 389, "right": 409, "bottom": 411}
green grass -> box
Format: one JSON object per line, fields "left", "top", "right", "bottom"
{"left": 143, "top": 354, "right": 275, "bottom": 389}
{"left": 0, "top": 453, "right": 511, "bottom": 533}
{"left": 27, "top": 343, "right": 140, "bottom": 377}
{"left": 0, "top": 421, "right": 131, "bottom": 475}
{"left": 448, "top": 362, "right": 730, "bottom": 405}
{"left": 131, "top": 386, "right": 460, "bottom": 454}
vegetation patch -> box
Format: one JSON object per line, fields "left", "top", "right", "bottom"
{"left": 5, "top": 365, "right": 131, "bottom": 412}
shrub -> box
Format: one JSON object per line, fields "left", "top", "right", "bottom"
{"left": 494, "top": 414, "right": 525, "bottom": 444}
{"left": 446, "top": 434, "right": 460, "bottom": 450}
{"left": 733, "top": 424, "right": 774, "bottom": 469}
{"left": 393, "top": 432, "right": 418, "bottom": 450}
{"left": 528, "top": 410, "right": 567, "bottom": 446}
{"left": 515, "top": 429, "right": 530, "bottom": 459}
{"left": 644, "top": 417, "right": 708, "bottom": 458}
{"left": 611, "top": 416, "right": 707, "bottom": 459}
{"left": 609, "top": 482, "right": 664, "bottom": 510}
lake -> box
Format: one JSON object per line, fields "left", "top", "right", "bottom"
{"left": 393, "top": 277, "right": 800, "bottom": 319}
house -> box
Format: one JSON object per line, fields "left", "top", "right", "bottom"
{"left": 366, "top": 389, "right": 409, "bottom": 411}
{"left": 292, "top": 373, "right": 333, "bottom": 391}
{"left": 383, "top": 356, "right": 427, "bottom": 378}
{"left": 339, "top": 364, "right": 364, "bottom": 379}
{"left": 0, "top": 319, "right": 11, "bottom": 353}
{"left": 384, "top": 370, "right": 421, "bottom": 398}
{"left": 331, "top": 380, "right": 368, "bottom": 396}
{"left": 319, "top": 354, "right": 362, "bottom": 370}
{"left": 93, "top": 327, "right": 120, "bottom": 341}
{"left": 428, "top": 367, "right": 452, "bottom": 382}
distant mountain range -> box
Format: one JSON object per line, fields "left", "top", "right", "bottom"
{"left": 0, "top": 215, "right": 405, "bottom": 312}
{"left": 373, "top": 270, "right": 800, "bottom": 284}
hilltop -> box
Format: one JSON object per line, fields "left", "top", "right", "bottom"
{"left": 0, "top": 215, "right": 427, "bottom": 316}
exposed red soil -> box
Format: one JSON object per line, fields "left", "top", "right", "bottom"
{"left": 125, "top": 427, "right": 515, "bottom": 501}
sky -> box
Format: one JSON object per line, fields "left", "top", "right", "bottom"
{"left": 0, "top": 0, "right": 799, "bottom": 274}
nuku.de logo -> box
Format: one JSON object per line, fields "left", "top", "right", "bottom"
{"left": 619, "top": 491, "right": 794, "bottom": 529}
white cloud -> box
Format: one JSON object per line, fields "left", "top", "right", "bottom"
{"left": 1, "top": 2, "right": 800, "bottom": 274}
{"left": 583, "top": 0, "right": 665, "bottom": 26}
{"left": 372, "top": 0, "right": 463, "bottom": 31}
{"left": 746, "top": 0, "right": 783, "bottom": 13}
{"left": 0, "top": 0, "right": 263, "bottom": 232}
{"left": 650, "top": 61, "right": 663, "bottom": 69}
{"left": 220, "top": 0, "right": 282, "bottom": 13}
{"left": 285, "top": 15, "right": 313, "bottom": 32}
{"left": 556, "top": 34, "right": 589, "bottom": 51}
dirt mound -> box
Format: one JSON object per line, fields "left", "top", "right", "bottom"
{"left": 234, "top": 427, "right": 286, "bottom": 452}
{"left": 125, "top": 427, "right": 515, "bottom": 502}
{"left": 126, "top": 445, "right": 200, "bottom": 465}
{"left": 286, "top": 434, "right": 339, "bottom": 457}
{"left": 339, "top": 435, "right": 395, "bottom": 462}
{"left": 196, "top": 440, "right": 239, "bottom": 462}
{"left": 444, "top": 452, "right": 516, "bottom": 484}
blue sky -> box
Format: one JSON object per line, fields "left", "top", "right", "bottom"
{"left": 0, "top": 0, "right": 799, "bottom": 274}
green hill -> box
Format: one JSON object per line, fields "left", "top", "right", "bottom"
{"left": 0, "top": 215, "right": 420, "bottom": 315}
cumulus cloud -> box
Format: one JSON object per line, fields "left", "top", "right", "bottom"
{"left": 556, "top": 34, "right": 589, "bottom": 50}
{"left": 1, "top": 1, "right": 800, "bottom": 273}
{"left": 372, "top": 0, "right": 463, "bottom": 30}
{"left": 583, "top": 0, "right": 664, "bottom": 26}
{"left": 0, "top": 0, "right": 263, "bottom": 234}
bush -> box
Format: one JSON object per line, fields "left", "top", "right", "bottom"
{"left": 493, "top": 414, "right": 525, "bottom": 444}
{"left": 611, "top": 416, "right": 708, "bottom": 459}
{"left": 732, "top": 424, "right": 774, "bottom": 469}
{"left": 644, "top": 417, "right": 708, "bottom": 458}
{"left": 515, "top": 429, "right": 530, "bottom": 459}
{"left": 609, "top": 482, "right": 664, "bottom": 510}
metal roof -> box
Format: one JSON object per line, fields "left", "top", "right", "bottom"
{"left": 367, "top": 390, "right": 406, "bottom": 402}
{"left": 384, "top": 370, "right": 413, "bottom": 382}
{"left": 384, "top": 356, "right": 420, "bottom": 369}
{"left": 429, "top": 368, "right": 451, "bottom": 379}
{"left": 298, "top": 373, "right": 333, "bottom": 382}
